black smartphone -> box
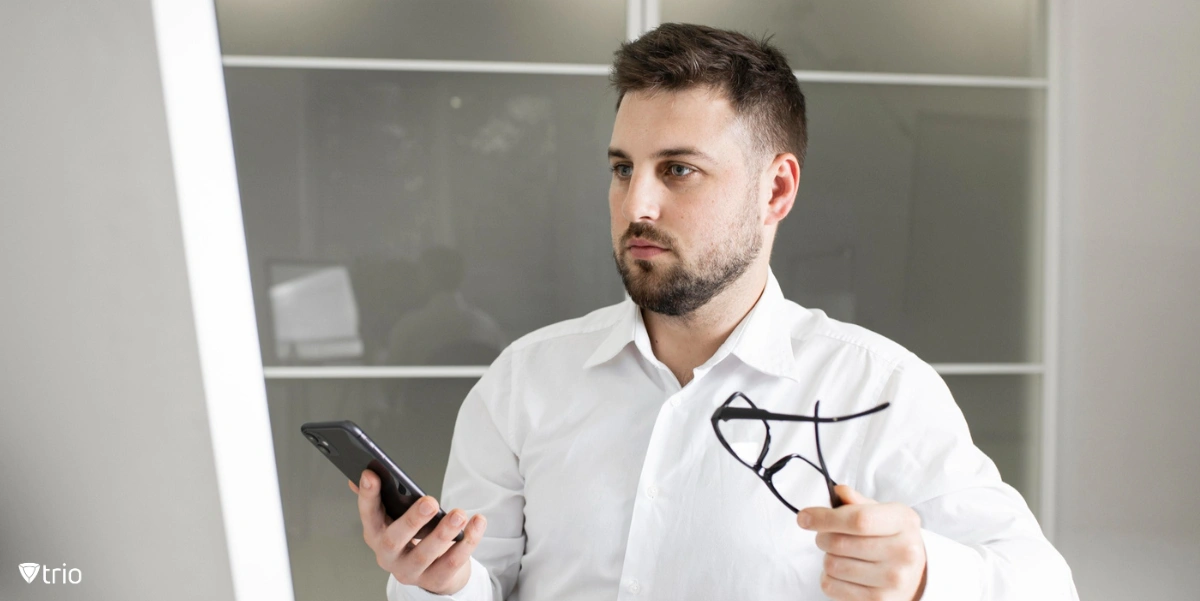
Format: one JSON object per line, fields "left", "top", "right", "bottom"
{"left": 300, "top": 420, "right": 463, "bottom": 542}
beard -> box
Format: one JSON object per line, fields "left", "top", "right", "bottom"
{"left": 613, "top": 195, "right": 762, "bottom": 318}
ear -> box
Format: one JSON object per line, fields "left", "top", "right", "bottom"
{"left": 763, "top": 152, "right": 800, "bottom": 227}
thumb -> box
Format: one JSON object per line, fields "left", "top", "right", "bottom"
{"left": 834, "top": 484, "right": 876, "bottom": 505}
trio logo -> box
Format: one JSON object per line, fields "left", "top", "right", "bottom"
{"left": 19, "top": 562, "right": 82, "bottom": 584}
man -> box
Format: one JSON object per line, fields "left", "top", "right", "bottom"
{"left": 351, "top": 23, "right": 1078, "bottom": 600}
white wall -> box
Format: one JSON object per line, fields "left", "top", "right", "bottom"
{"left": 1056, "top": 0, "right": 1200, "bottom": 598}
{"left": 0, "top": 2, "right": 290, "bottom": 600}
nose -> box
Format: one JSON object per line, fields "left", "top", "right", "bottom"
{"left": 620, "top": 169, "right": 663, "bottom": 223}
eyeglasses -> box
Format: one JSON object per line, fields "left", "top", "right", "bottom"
{"left": 711, "top": 392, "right": 890, "bottom": 512}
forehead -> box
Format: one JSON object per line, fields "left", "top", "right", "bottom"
{"left": 610, "top": 87, "right": 748, "bottom": 157}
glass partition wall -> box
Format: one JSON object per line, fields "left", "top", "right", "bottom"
{"left": 216, "top": 2, "right": 1053, "bottom": 598}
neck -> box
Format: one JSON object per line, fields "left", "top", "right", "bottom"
{"left": 641, "top": 264, "right": 769, "bottom": 387}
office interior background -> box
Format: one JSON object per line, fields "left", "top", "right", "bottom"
{"left": 1, "top": 1, "right": 1197, "bottom": 600}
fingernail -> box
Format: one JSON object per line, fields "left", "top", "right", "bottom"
{"left": 448, "top": 512, "right": 465, "bottom": 528}
{"left": 361, "top": 476, "right": 371, "bottom": 490}
{"left": 419, "top": 499, "right": 435, "bottom": 516}
{"left": 797, "top": 511, "right": 812, "bottom": 529}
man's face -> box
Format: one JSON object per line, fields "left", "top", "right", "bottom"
{"left": 607, "top": 86, "right": 765, "bottom": 317}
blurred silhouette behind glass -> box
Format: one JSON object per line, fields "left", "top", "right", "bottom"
{"left": 351, "top": 257, "right": 425, "bottom": 365}
{"left": 386, "top": 245, "right": 507, "bottom": 366}
{"left": 269, "top": 261, "right": 365, "bottom": 362}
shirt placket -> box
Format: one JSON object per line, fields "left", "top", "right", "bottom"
{"left": 615, "top": 355, "right": 724, "bottom": 600}
{"left": 613, "top": 358, "right": 685, "bottom": 599}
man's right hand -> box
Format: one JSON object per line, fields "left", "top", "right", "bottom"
{"left": 350, "top": 469, "right": 488, "bottom": 596}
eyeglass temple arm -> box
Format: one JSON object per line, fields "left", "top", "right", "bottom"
{"left": 715, "top": 402, "right": 890, "bottom": 424}
{"left": 811, "top": 401, "right": 841, "bottom": 508}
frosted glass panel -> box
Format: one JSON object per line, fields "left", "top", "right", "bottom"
{"left": 777, "top": 84, "right": 1044, "bottom": 363}
{"left": 267, "top": 378, "right": 477, "bottom": 601}
{"left": 225, "top": 71, "right": 1041, "bottom": 366}
{"left": 224, "top": 68, "right": 623, "bottom": 367}
{"left": 661, "top": 0, "right": 1045, "bottom": 76}
{"left": 944, "top": 375, "right": 1041, "bottom": 514}
{"left": 215, "top": 0, "right": 626, "bottom": 64}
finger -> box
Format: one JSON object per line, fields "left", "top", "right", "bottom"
{"left": 402, "top": 508, "right": 470, "bottom": 574}
{"left": 422, "top": 514, "right": 488, "bottom": 584}
{"left": 376, "top": 496, "right": 440, "bottom": 577}
{"left": 348, "top": 479, "right": 360, "bottom": 495}
{"left": 833, "top": 484, "right": 875, "bottom": 506}
{"left": 386, "top": 496, "right": 440, "bottom": 545}
{"left": 357, "top": 470, "right": 387, "bottom": 539}
{"left": 820, "top": 570, "right": 874, "bottom": 601}
{"left": 814, "top": 531, "right": 894, "bottom": 562}
{"left": 799, "top": 503, "right": 909, "bottom": 536}
{"left": 824, "top": 552, "right": 895, "bottom": 588}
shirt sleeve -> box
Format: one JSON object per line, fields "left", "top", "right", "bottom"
{"left": 854, "top": 355, "right": 1079, "bottom": 601}
{"left": 387, "top": 347, "right": 527, "bottom": 601}
{"left": 387, "top": 556, "right": 496, "bottom": 601}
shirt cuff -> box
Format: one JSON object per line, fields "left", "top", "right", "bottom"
{"left": 918, "top": 528, "right": 985, "bottom": 601}
{"left": 386, "top": 556, "right": 493, "bottom": 601}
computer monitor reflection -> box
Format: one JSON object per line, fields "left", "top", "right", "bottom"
{"left": 268, "top": 262, "right": 364, "bottom": 363}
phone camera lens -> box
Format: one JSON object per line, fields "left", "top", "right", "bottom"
{"left": 305, "top": 433, "right": 321, "bottom": 445}
{"left": 317, "top": 444, "right": 331, "bottom": 455}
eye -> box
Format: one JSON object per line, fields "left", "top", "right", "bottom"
{"left": 610, "top": 164, "right": 633, "bottom": 178}
{"left": 668, "top": 164, "right": 695, "bottom": 177}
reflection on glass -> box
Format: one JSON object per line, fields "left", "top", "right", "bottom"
{"left": 776, "top": 84, "right": 1044, "bottom": 363}
{"left": 943, "top": 375, "right": 1041, "bottom": 514}
{"left": 267, "top": 378, "right": 477, "bottom": 601}
{"left": 386, "top": 246, "right": 507, "bottom": 366}
{"left": 214, "top": 0, "right": 626, "bottom": 64}
{"left": 661, "top": 0, "right": 1045, "bottom": 77}
{"left": 224, "top": 69, "right": 623, "bottom": 366}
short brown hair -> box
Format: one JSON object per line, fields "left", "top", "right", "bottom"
{"left": 610, "top": 23, "right": 808, "bottom": 167}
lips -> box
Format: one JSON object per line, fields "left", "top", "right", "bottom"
{"left": 626, "top": 237, "right": 666, "bottom": 251}
{"left": 627, "top": 237, "right": 669, "bottom": 260}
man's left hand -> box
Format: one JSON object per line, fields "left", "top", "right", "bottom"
{"left": 798, "top": 484, "right": 927, "bottom": 601}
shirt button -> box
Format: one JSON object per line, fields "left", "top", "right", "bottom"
{"left": 669, "top": 396, "right": 681, "bottom": 407}
{"left": 646, "top": 485, "right": 659, "bottom": 499}
{"left": 628, "top": 580, "right": 641, "bottom": 594}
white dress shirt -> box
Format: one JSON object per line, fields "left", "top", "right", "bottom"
{"left": 388, "top": 270, "right": 1078, "bottom": 601}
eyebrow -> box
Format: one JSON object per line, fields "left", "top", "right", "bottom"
{"left": 607, "top": 146, "right": 717, "bottom": 163}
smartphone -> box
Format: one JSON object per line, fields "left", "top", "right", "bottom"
{"left": 300, "top": 420, "right": 463, "bottom": 542}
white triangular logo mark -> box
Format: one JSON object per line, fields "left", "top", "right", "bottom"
{"left": 19, "top": 563, "right": 40, "bottom": 583}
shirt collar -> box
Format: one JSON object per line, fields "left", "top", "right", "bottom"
{"left": 582, "top": 294, "right": 639, "bottom": 369}
{"left": 582, "top": 269, "right": 800, "bottom": 382}
{"left": 727, "top": 270, "right": 800, "bottom": 382}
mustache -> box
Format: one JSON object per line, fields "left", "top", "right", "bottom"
{"left": 620, "top": 222, "right": 675, "bottom": 248}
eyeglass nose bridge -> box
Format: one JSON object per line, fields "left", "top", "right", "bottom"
{"left": 762, "top": 452, "right": 841, "bottom": 507}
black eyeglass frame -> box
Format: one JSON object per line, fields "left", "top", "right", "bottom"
{"left": 710, "top": 392, "right": 890, "bottom": 512}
